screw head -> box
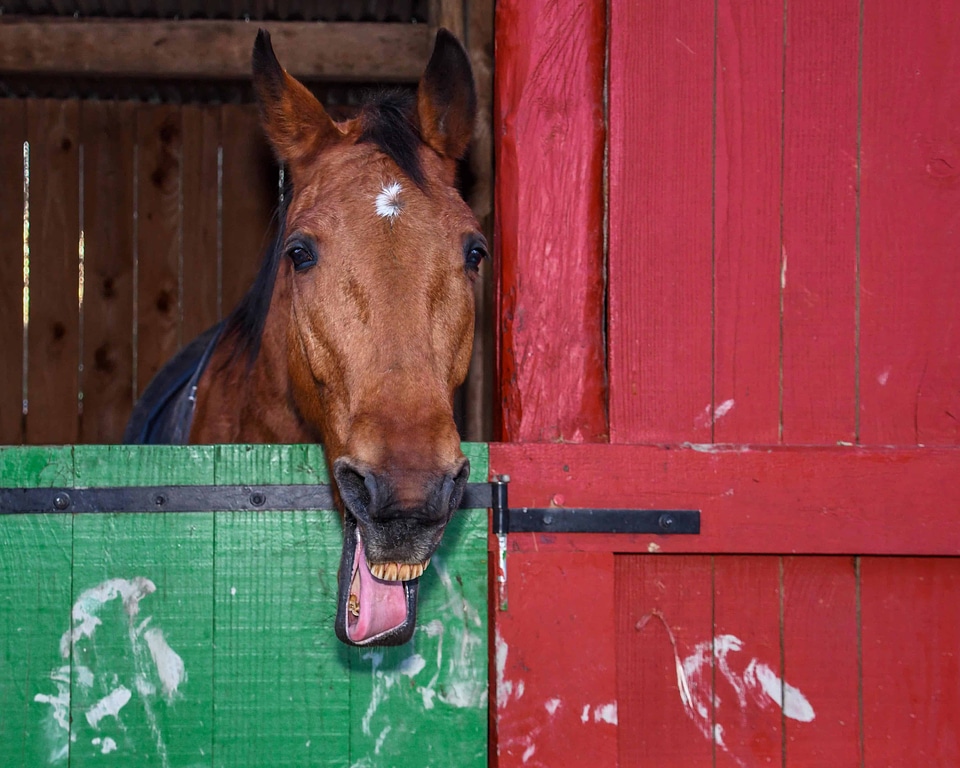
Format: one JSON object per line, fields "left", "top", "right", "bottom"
{"left": 658, "top": 513, "right": 676, "bottom": 532}
{"left": 154, "top": 494, "right": 167, "bottom": 507}
{"left": 250, "top": 491, "right": 266, "bottom": 508}
{"left": 53, "top": 492, "right": 71, "bottom": 511}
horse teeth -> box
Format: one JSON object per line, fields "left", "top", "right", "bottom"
{"left": 370, "top": 562, "right": 385, "bottom": 579}
{"left": 385, "top": 563, "right": 399, "bottom": 581}
{"left": 348, "top": 594, "right": 360, "bottom": 617}
{"left": 369, "top": 561, "right": 430, "bottom": 581}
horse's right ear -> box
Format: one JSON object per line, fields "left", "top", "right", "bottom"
{"left": 252, "top": 30, "right": 342, "bottom": 166}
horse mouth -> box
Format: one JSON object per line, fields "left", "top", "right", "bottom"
{"left": 335, "top": 517, "right": 423, "bottom": 646}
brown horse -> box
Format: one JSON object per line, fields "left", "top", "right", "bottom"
{"left": 125, "top": 29, "right": 483, "bottom": 646}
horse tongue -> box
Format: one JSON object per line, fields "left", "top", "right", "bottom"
{"left": 348, "top": 537, "right": 408, "bottom": 644}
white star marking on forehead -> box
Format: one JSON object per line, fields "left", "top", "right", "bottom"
{"left": 375, "top": 181, "right": 403, "bottom": 220}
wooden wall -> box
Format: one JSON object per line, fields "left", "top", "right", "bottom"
{"left": 492, "top": 0, "right": 960, "bottom": 765}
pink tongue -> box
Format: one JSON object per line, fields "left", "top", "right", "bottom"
{"left": 348, "top": 536, "right": 408, "bottom": 643}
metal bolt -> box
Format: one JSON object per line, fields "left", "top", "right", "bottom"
{"left": 154, "top": 494, "right": 167, "bottom": 507}
{"left": 250, "top": 491, "right": 266, "bottom": 507}
{"left": 53, "top": 492, "right": 71, "bottom": 511}
{"left": 658, "top": 513, "right": 676, "bottom": 532}
{"left": 543, "top": 513, "right": 553, "bottom": 525}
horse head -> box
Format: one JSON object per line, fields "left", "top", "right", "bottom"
{"left": 251, "top": 29, "right": 482, "bottom": 645}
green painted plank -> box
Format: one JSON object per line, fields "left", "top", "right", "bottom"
{"left": 348, "top": 442, "right": 489, "bottom": 768}
{"left": 212, "top": 445, "right": 349, "bottom": 768}
{"left": 0, "top": 447, "right": 74, "bottom": 768}
{"left": 68, "top": 445, "right": 216, "bottom": 768}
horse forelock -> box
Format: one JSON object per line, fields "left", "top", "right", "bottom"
{"left": 356, "top": 90, "right": 426, "bottom": 189}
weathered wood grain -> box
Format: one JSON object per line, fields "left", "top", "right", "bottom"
{"left": 0, "top": 18, "right": 432, "bottom": 82}
{"left": 80, "top": 100, "right": 136, "bottom": 443}
{"left": 0, "top": 100, "right": 25, "bottom": 445}
{"left": 489, "top": 442, "right": 960, "bottom": 555}
{"left": 607, "top": 0, "right": 715, "bottom": 443}
{"left": 781, "top": 0, "right": 859, "bottom": 444}
{"left": 25, "top": 100, "right": 81, "bottom": 444}
{"left": 495, "top": 0, "right": 607, "bottom": 443}
{"left": 859, "top": 0, "right": 960, "bottom": 445}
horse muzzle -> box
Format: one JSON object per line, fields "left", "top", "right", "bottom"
{"left": 332, "top": 456, "right": 470, "bottom": 646}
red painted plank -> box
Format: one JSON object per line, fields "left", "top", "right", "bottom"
{"left": 489, "top": 442, "right": 960, "bottom": 555}
{"left": 712, "top": 556, "right": 784, "bottom": 767}
{"left": 495, "top": 553, "right": 617, "bottom": 768}
{"left": 25, "top": 99, "right": 81, "bottom": 444}
{"left": 861, "top": 557, "right": 960, "bottom": 763}
{"left": 782, "top": 556, "right": 860, "bottom": 765}
{"left": 607, "top": 0, "right": 715, "bottom": 443}
{"left": 494, "top": 0, "right": 607, "bottom": 443}
{"left": 713, "top": 0, "right": 783, "bottom": 444}
{"left": 781, "top": 0, "right": 860, "bottom": 445}
{"left": 616, "top": 555, "right": 714, "bottom": 765}
{"left": 80, "top": 100, "right": 135, "bottom": 444}
{"left": 0, "top": 99, "right": 25, "bottom": 444}
{"left": 860, "top": 0, "right": 960, "bottom": 446}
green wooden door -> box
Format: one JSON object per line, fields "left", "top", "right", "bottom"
{"left": 0, "top": 444, "right": 488, "bottom": 767}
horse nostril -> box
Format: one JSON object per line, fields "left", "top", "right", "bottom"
{"left": 333, "top": 457, "right": 381, "bottom": 519}
{"left": 439, "top": 458, "right": 471, "bottom": 515}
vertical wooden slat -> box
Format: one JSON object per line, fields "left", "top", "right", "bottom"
{"left": 26, "top": 99, "right": 81, "bottom": 445}
{"left": 180, "top": 105, "right": 221, "bottom": 341}
{"left": 494, "top": 0, "right": 607, "bottom": 443}
{"left": 607, "top": 0, "right": 715, "bottom": 443}
{"left": 497, "top": 553, "right": 618, "bottom": 768}
{"left": 861, "top": 557, "right": 960, "bottom": 764}
{"left": 80, "top": 100, "right": 135, "bottom": 444}
{"left": 782, "top": 556, "right": 860, "bottom": 765}
{"left": 860, "top": 0, "right": 960, "bottom": 446}
{"left": 0, "top": 100, "right": 26, "bottom": 445}
{"left": 220, "top": 104, "right": 277, "bottom": 316}
{"left": 616, "top": 555, "right": 714, "bottom": 766}
{"left": 781, "top": 0, "right": 859, "bottom": 445}
{"left": 712, "top": 556, "right": 783, "bottom": 766}
{"left": 135, "top": 105, "right": 182, "bottom": 396}
{"left": 713, "top": 0, "right": 783, "bottom": 444}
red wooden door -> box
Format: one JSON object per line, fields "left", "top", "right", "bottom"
{"left": 492, "top": 0, "right": 960, "bottom": 765}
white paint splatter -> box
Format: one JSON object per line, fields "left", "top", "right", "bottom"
{"left": 781, "top": 246, "right": 788, "bottom": 289}
{"left": 62, "top": 577, "right": 156, "bottom": 657}
{"left": 100, "top": 737, "right": 117, "bottom": 755}
{"left": 374, "top": 725, "right": 392, "bottom": 755}
{"left": 693, "top": 399, "right": 735, "bottom": 429}
{"left": 580, "top": 704, "right": 590, "bottom": 723}
{"left": 398, "top": 653, "right": 426, "bottom": 678}
{"left": 544, "top": 698, "right": 561, "bottom": 716}
{"left": 522, "top": 743, "right": 537, "bottom": 763}
{"left": 144, "top": 628, "right": 186, "bottom": 701}
{"left": 593, "top": 702, "right": 618, "bottom": 725}
{"left": 676, "top": 633, "right": 815, "bottom": 767}
{"left": 375, "top": 181, "right": 403, "bottom": 219}
{"left": 85, "top": 686, "right": 132, "bottom": 728}
{"left": 496, "top": 631, "right": 513, "bottom": 709}
{"left": 877, "top": 367, "right": 891, "bottom": 386}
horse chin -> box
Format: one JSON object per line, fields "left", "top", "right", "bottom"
{"left": 335, "top": 515, "right": 420, "bottom": 646}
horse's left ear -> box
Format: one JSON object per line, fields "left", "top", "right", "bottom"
{"left": 417, "top": 29, "right": 477, "bottom": 161}
{"left": 252, "top": 29, "right": 342, "bottom": 166}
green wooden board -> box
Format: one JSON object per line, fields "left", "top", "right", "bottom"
{"left": 0, "top": 444, "right": 489, "bottom": 768}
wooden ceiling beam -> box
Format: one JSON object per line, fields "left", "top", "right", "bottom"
{"left": 0, "top": 18, "right": 432, "bottom": 82}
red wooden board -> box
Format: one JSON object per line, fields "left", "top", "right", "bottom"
{"left": 861, "top": 557, "right": 960, "bottom": 763}
{"left": 607, "top": 0, "right": 715, "bottom": 443}
{"left": 859, "top": 0, "right": 960, "bottom": 446}
{"left": 782, "top": 556, "right": 860, "bottom": 765}
{"left": 713, "top": 0, "right": 783, "bottom": 444}
{"left": 616, "top": 555, "right": 714, "bottom": 766}
{"left": 494, "top": 0, "right": 607, "bottom": 443}
{"left": 495, "top": 553, "right": 618, "bottom": 768}
{"left": 489, "top": 443, "right": 960, "bottom": 555}
{"left": 781, "top": 0, "right": 860, "bottom": 445}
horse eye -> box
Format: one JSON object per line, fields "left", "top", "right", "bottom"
{"left": 287, "top": 243, "right": 317, "bottom": 271}
{"left": 464, "top": 241, "right": 488, "bottom": 273}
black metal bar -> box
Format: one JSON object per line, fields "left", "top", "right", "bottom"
{"left": 0, "top": 483, "right": 494, "bottom": 515}
{"left": 508, "top": 508, "right": 700, "bottom": 535}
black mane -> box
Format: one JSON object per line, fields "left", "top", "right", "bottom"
{"left": 220, "top": 89, "right": 426, "bottom": 365}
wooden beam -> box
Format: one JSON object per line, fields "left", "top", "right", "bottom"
{"left": 0, "top": 18, "right": 432, "bottom": 82}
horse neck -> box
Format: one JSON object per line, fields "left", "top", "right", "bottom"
{"left": 190, "top": 274, "right": 315, "bottom": 444}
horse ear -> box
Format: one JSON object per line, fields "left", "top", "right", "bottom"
{"left": 417, "top": 29, "right": 477, "bottom": 161}
{"left": 252, "top": 29, "right": 341, "bottom": 165}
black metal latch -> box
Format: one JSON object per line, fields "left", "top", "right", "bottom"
{"left": 488, "top": 475, "right": 700, "bottom": 611}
